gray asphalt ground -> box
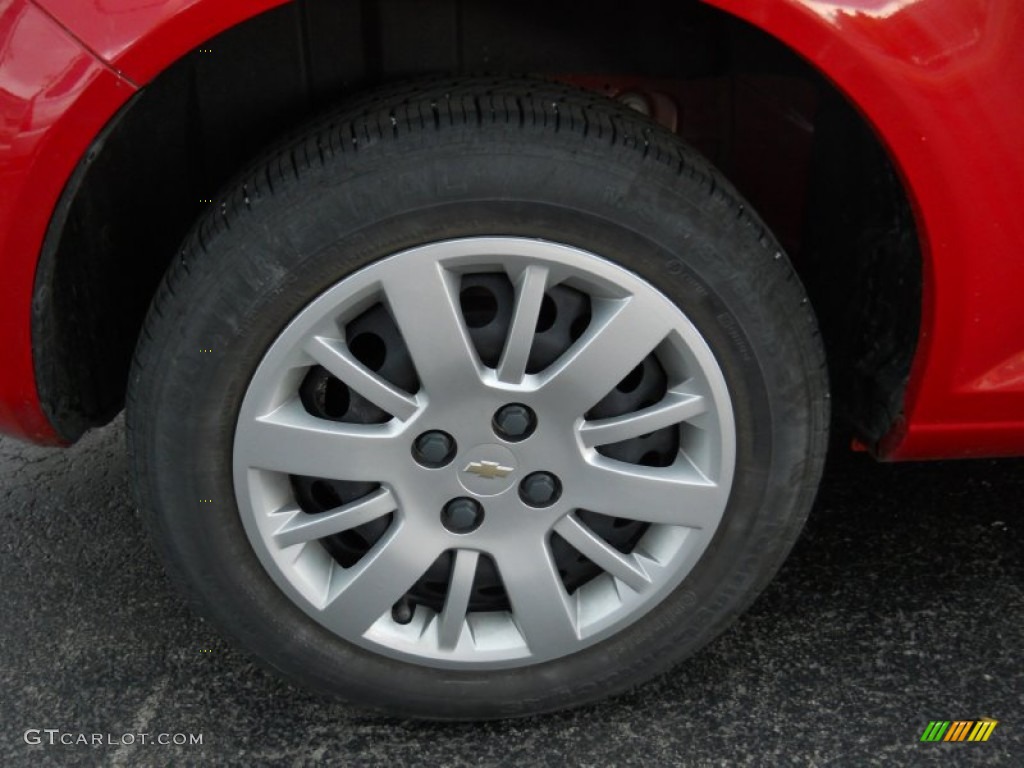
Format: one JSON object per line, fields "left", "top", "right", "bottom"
{"left": 1, "top": 416, "right": 1021, "bottom": 767}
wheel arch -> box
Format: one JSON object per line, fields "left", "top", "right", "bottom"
{"left": 32, "top": 0, "right": 926, "bottom": 451}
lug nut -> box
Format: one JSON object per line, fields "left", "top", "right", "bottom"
{"left": 519, "top": 472, "right": 562, "bottom": 508}
{"left": 412, "top": 430, "right": 456, "bottom": 468}
{"left": 493, "top": 403, "right": 537, "bottom": 442}
{"left": 441, "top": 497, "right": 484, "bottom": 534}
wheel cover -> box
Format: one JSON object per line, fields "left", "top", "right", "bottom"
{"left": 233, "top": 237, "right": 736, "bottom": 669}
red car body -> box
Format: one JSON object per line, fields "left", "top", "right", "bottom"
{"left": 2, "top": 0, "right": 1023, "bottom": 460}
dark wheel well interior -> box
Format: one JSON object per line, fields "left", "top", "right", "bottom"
{"left": 32, "top": 0, "right": 920, "bottom": 448}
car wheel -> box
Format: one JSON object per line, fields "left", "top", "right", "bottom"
{"left": 127, "top": 77, "right": 828, "bottom": 719}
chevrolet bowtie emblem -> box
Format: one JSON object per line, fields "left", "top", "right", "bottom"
{"left": 463, "top": 460, "right": 514, "bottom": 480}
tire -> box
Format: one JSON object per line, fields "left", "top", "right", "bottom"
{"left": 126, "top": 77, "right": 828, "bottom": 719}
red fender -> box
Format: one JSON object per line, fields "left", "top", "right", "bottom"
{"left": 4, "top": 0, "right": 1024, "bottom": 458}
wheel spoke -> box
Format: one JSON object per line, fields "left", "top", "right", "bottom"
{"left": 496, "top": 538, "right": 579, "bottom": 653}
{"left": 539, "top": 297, "right": 672, "bottom": 411}
{"left": 305, "top": 335, "right": 419, "bottom": 421}
{"left": 238, "top": 399, "right": 400, "bottom": 481}
{"left": 320, "top": 521, "right": 438, "bottom": 635}
{"left": 381, "top": 262, "right": 481, "bottom": 394}
{"left": 576, "top": 458, "right": 726, "bottom": 529}
{"left": 496, "top": 265, "right": 550, "bottom": 384}
{"left": 437, "top": 549, "right": 480, "bottom": 650}
{"left": 579, "top": 389, "right": 706, "bottom": 448}
{"left": 273, "top": 488, "right": 397, "bottom": 548}
{"left": 553, "top": 515, "right": 651, "bottom": 592}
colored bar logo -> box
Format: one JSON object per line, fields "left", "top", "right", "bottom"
{"left": 920, "top": 719, "right": 998, "bottom": 742}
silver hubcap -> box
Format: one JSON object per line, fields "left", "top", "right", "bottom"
{"left": 233, "top": 237, "right": 735, "bottom": 669}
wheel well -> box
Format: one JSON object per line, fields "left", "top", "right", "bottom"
{"left": 32, "top": 0, "right": 920, "bottom": 447}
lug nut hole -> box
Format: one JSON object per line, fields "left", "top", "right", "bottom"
{"left": 519, "top": 471, "right": 562, "bottom": 508}
{"left": 442, "top": 497, "right": 485, "bottom": 534}
{"left": 492, "top": 403, "right": 537, "bottom": 442}
{"left": 412, "top": 430, "right": 456, "bottom": 468}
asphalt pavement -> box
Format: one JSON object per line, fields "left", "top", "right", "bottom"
{"left": 1, "top": 416, "right": 1021, "bottom": 766}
